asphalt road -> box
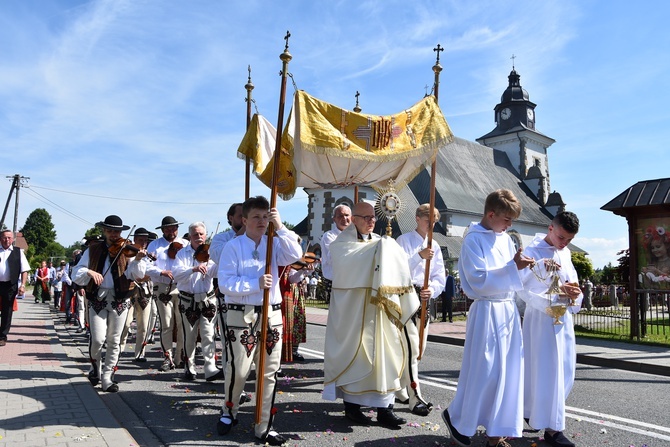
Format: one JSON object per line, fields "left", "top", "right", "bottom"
{"left": 58, "top": 318, "right": 670, "bottom": 446}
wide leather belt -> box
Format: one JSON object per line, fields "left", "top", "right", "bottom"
{"left": 227, "top": 303, "right": 281, "bottom": 313}
{"left": 179, "top": 290, "right": 215, "bottom": 299}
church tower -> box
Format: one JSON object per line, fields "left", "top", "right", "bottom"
{"left": 477, "top": 66, "right": 556, "bottom": 205}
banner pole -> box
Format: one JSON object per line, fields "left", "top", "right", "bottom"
{"left": 255, "top": 31, "right": 292, "bottom": 425}
{"left": 244, "top": 66, "right": 255, "bottom": 200}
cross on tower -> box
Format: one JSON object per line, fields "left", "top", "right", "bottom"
{"left": 284, "top": 31, "right": 291, "bottom": 50}
{"left": 433, "top": 44, "right": 443, "bottom": 63}
{"left": 511, "top": 54, "right": 516, "bottom": 69}
{"left": 355, "top": 91, "right": 360, "bottom": 106}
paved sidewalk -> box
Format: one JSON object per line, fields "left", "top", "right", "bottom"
{"left": 306, "top": 306, "right": 670, "bottom": 377}
{"left": 0, "top": 295, "right": 138, "bottom": 447}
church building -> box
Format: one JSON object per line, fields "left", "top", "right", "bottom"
{"left": 296, "top": 68, "right": 573, "bottom": 270}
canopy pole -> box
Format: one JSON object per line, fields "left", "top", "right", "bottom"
{"left": 418, "top": 44, "right": 443, "bottom": 360}
{"left": 255, "top": 31, "right": 292, "bottom": 425}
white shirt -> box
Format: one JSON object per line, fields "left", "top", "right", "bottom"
{"left": 219, "top": 227, "right": 302, "bottom": 306}
{"left": 396, "top": 230, "right": 446, "bottom": 299}
{"left": 0, "top": 245, "right": 30, "bottom": 282}
{"left": 146, "top": 236, "right": 189, "bottom": 284}
{"left": 319, "top": 225, "right": 342, "bottom": 280}
{"left": 72, "top": 246, "right": 140, "bottom": 288}
{"left": 209, "top": 229, "right": 236, "bottom": 266}
{"left": 172, "top": 243, "right": 217, "bottom": 294}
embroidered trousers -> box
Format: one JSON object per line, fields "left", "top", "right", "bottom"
{"left": 221, "top": 305, "right": 282, "bottom": 438}
{"left": 154, "top": 282, "right": 184, "bottom": 364}
{"left": 88, "top": 288, "right": 131, "bottom": 390}
{"left": 179, "top": 293, "right": 219, "bottom": 378}
{"left": 396, "top": 310, "right": 431, "bottom": 409}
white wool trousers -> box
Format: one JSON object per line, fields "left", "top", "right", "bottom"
{"left": 221, "top": 304, "right": 283, "bottom": 439}
{"left": 88, "top": 288, "right": 131, "bottom": 390}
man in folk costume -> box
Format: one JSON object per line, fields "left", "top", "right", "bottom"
{"left": 172, "top": 222, "right": 223, "bottom": 382}
{"left": 216, "top": 196, "right": 302, "bottom": 446}
{"left": 209, "top": 203, "right": 243, "bottom": 371}
{"left": 395, "top": 204, "right": 446, "bottom": 416}
{"left": 323, "top": 201, "right": 419, "bottom": 428}
{"left": 146, "top": 216, "right": 188, "bottom": 372}
{"left": 0, "top": 229, "right": 31, "bottom": 347}
{"left": 518, "top": 212, "right": 582, "bottom": 447}
{"left": 119, "top": 227, "right": 154, "bottom": 362}
{"left": 72, "top": 215, "right": 145, "bottom": 392}
{"left": 319, "top": 204, "right": 351, "bottom": 303}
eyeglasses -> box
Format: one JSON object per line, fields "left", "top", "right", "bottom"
{"left": 354, "top": 215, "right": 377, "bottom": 222}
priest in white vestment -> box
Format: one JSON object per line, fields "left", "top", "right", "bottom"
{"left": 323, "top": 202, "right": 419, "bottom": 429}
{"left": 518, "top": 212, "right": 582, "bottom": 447}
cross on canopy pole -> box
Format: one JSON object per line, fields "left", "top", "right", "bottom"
{"left": 244, "top": 65, "right": 255, "bottom": 200}
{"left": 255, "top": 31, "right": 292, "bottom": 425}
{"left": 418, "top": 44, "right": 443, "bottom": 360}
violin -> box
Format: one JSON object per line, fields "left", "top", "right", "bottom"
{"left": 194, "top": 243, "right": 210, "bottom": 263}
{"left": 167, "top": 241, "right": 184, "bottom": 259}
{"left": 291, "top": 252, "right": 320, "bottom": 270}
{"left": 109, "top": 238, "right": 157, "bottom": 261}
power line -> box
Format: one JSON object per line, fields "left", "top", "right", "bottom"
{"left": 29, "top": 185, "right": 234, "bottom": 205}
{"left": 22, "top": 188, "right": 94, "bottom": 226}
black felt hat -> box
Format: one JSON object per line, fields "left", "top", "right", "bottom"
{"left": 156, "top": 216, "right": 183, "bottom": 229}
{"left": 132, "top": 227, "right": 150, "bottom": 237}
{"left": 96, "top": 215, "right": 130, "bottom": 231}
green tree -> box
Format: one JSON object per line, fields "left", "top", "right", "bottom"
{"left": 21, "top": 208, "right": 57, "bottom": 259}
{"left": 600, "top": 262, "right": 619, "bottom": 284}
{"left": 571, "top": 251, "right": 594, "bottom": 281}
{"left": 616, "top": 249, "right": 630, "bottom": 284}
{"left": 43, "top": 241, "right": 66, "bottom": 264}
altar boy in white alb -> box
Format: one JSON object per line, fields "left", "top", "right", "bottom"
{"left": 518, "top": 211, "right": 582, "bottom": 447}
{"left": 395, "top": 204, "right": 446, "bottom": 416}
{"left": 442, "top": 189, "right": 534, "bottom": 447}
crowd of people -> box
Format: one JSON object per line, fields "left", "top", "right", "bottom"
{"left": 0, "top": 189, "right": 585, "bottom": 447}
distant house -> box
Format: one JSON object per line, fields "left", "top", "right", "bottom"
{"left": 296, "top": 68, "right": 583, "bottom": 269}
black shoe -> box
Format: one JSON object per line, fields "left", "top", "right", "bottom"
{"left": 184, "top": 370, "right": 195, "bottom": 381}
{"left": 257, "top": 430, "right": 287, "bottom": 446}
{"left": 134, "top": 356, "right": 147, "bottom": 363}
{"left": 411, "top": 402, "right": 433, "bottom": 416}
{"left": 103, "top": 383, "right": 119, "bottom": 393}
{"left": 377, "top": 407, "right": 406, "bottom": 428}
{"left": 524, "top": 417, "right": 540, "bottom": 433}
{"left": 441, "top": 409, "right": 471, "bottom": 447}
{"left": 239, "top": 391, "right": 252, "bottom": 405}
{"left": 344, "top": 403, "right": 371, "bottom": 426}
{"left": 216, "top": 415, "right": 237, "bottom": 435}
{"left": 544, "top": 430, "right": 575, "bottom": 447}
{"left": 292, "top": 352, "right": 305, "bottom": 362}
{"left": 160, "top": 357, "right": 175, "bottom": 372}
{"left": 276, "top": 368, "right": 285, "bottom": 378}
{"left": 206, "top": 369, "right": 224, "bottom": 382}
{"left": 75, "top": 327, "right": 84, "bottom": 334}
{"left": 88, "top": 370, "right": 99, "bottom": 387}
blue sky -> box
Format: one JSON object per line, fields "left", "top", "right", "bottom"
{"left": 1, "top": 0, "right": 668, "bottom": 269}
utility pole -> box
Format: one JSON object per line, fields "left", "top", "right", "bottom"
{"left": 0, "top": 174, "right": 29, "bottom": 234}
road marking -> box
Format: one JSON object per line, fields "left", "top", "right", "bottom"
{"left": 299, "top": 347, "right": 670, "bottom": 441}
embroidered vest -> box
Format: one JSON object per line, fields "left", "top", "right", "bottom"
{"left": 86, "top": 242, "right": 135, "bottom": 298}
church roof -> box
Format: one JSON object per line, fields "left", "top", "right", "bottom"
{"left": 407, "top": 136, "right": 554, "bottom": 226}
{"left": 477, "top": 122, "right": 554, "bottom": 142}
